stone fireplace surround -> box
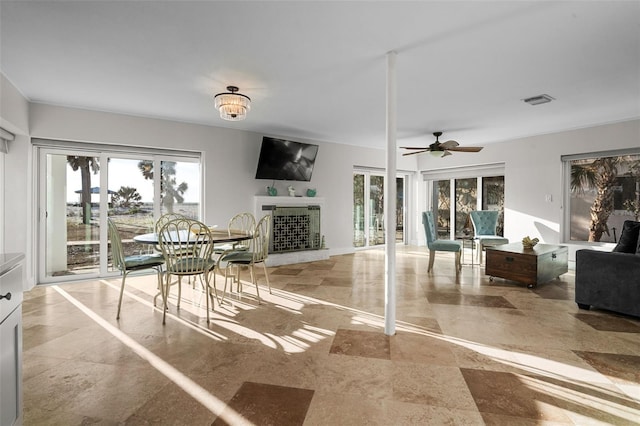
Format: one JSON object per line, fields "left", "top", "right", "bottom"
{"left": 254, "top": 196, "right": 329, "bottom": 266}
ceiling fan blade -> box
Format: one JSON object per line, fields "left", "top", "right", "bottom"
{"left": 442, "top": 150, "right": 453, "bottom": 157}
{"left": 440, "top": 140, "right": 459, "bottom": 149}
{"left": 402, "top": 149, "right": 430, "bottom": 156}
{"left": 400, "top": 146, "right": 430, "bottom": 150}
{"left": 447, "top": 146, "right": 484, "bottom": 152}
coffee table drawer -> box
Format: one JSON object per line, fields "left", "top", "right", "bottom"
{"left": 487, "top": 251, "right": 536, "bottom": 271}
{"left": 486, "top": 251, "right": 537, "bottom": 285}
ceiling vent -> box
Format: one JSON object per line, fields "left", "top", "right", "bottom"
{"left": 523, "top": 94, "right": 554, "bottom": 105}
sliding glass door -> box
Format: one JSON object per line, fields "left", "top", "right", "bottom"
{"left": 433, "top": 175, "right": 504, "bottom": 239}
{"left": 44, "top": 152, "right": 103, "bottom": 278}
{"left": 106, "top": 156, "right": 156, "bottom": 273}
{"left": 38, "top": 145, "right": 201, "bottom": 283}
{"left": 353, "top": 171, "right": 405, "bottom": 248}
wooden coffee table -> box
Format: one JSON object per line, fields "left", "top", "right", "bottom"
{"left": 485, "top": 243, "right": 568, "bottom": 288}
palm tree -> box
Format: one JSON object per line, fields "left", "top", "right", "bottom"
{"left": 571, "top": 157, "right": 620, "bottom": 242}
{"left": 67, "top": 156, "right": 99, "bottom": 224}
{"left": 112, "top": 186, "right": 142, "bottom": 211}
{"left": 623, "top": 195, "right": 640, "bottom": 221}
{"left": 137, "top": 160, "right": 188, "bottom": 213}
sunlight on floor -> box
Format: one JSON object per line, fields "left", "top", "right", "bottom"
{"left": 93, "top": 264, "right": 639, "bottom": 424}
{"left": 521, "top": 374, "right": 639, "bottom": 424}
{"left": 53, "top": 285, "right": 254, "bottom": 425}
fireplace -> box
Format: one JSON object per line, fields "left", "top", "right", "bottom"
{"left": 254, "top": 195, "right": 329, "bottom": 266}
{"left": 263, "top": 205, "right": 321, "bottom": 253}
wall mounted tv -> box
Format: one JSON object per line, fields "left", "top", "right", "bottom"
{"left": 255, "top": 136, "right": 319, "bottom": 182}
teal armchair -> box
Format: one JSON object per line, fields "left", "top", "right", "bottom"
{"left": 469, "top": 210, "right": 509, "bottom": 263}
{"left": 422, "top": 212, "right": 462, "bottom": 273}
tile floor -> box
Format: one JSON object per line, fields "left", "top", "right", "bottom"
{"left": 21, "top": 246, "right": 640, "bottom": 425}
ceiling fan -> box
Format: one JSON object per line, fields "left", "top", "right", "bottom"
{"left": 401, "top": 132, "right": 483, "bottom": 157}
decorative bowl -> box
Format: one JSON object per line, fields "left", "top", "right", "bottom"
{"left": 522, "top": 236, "right": 539, "bottom": 249}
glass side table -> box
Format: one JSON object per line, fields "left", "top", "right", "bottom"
{"left": 456, "top": 235, "right": 478, "bottom": 266}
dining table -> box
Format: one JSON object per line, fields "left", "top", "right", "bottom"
{"left": 133, "top": 228, "right": 252, "bottom": 245}
{"left": 133, "top": 228, "right": 253, "bottom": 319}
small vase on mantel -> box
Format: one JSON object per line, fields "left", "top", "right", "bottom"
{"left": 306, "top": 188, "right": 317, "bottom": 197}
{"left": 267, "top": 186, "right": 277, "bottom": 196}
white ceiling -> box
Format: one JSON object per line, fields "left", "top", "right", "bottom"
{"left": 1, "top": 1, "right": 639, "bottom": 150}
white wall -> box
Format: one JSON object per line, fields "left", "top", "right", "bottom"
{"left": 415, "top": 119, "right": 640, "bottom": 262}
{"left": 2, "top": 70, "right": 638, "bottom": 284}
{"left": 0, "top": 74, "right": 30, "bottom": 283}
{"left": 26, "top": 103, "right": 387, "bottom": 267}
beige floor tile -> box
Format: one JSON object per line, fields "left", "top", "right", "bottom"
{"left": 19, "top": 247, "right": 640, "bottom": 425}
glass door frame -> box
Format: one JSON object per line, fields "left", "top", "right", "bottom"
{"left": 429, "top": 176, "right": 505, "bottom": 240}
{"left": 423, "top": 163, "right": 506, "bottom": 241}
{"left": 353, "top": 169, "right": 408, "bottom": 248}
{"left": 36, "top": 145, "right": 202, "bottom": 284}
{"left": 38, "top": 147, "right": 106, "bottom": 283}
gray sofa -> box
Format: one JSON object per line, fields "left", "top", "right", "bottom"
{"left": 575, "top": 220, "right": 640, "bottom": 318}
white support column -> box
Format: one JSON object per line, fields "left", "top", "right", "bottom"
{"left": 384, "top": 51, "right": 397, "bottom": 336}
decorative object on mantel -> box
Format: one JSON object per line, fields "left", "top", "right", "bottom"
{"left": 266, "top": 186, "right": 277, "bottom": 196}
{"left": 214, "top": 85, "right": 251, "bottom": 121}
{"left": 287, "top": 185, "right": 296, "bottom": 197}
{"left": 306, "top": 188, "right": 317, "bottom": 197}
{"left": 522, "top": 236, "right": 539, "bottom": 249}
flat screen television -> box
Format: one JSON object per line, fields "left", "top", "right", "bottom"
{"left": 255, "top": 136, "right": 319, "bottom": 182}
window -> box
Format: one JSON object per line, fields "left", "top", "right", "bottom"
{"left": 423, "top": 163, "right": 506, "bottom": 240}
{"left": 35, "top": 140, "right": 201, "bottom": 283}
{"left": 454, "top": 177, "right": 478, "bottom": 237}
{"left": 564, "top": 150, "right": 640, "bottom": 243}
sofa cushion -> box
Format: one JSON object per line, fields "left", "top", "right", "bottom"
{"left": 612, "top": 220, "right": 640, "bottom": 253}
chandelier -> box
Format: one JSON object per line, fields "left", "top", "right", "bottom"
{"left": 214, "top": 86, "right": 251, "bottom": 121}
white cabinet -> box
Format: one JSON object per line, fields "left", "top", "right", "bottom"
{"left": 0, "top": 254, "right": 24, "bottom": 426}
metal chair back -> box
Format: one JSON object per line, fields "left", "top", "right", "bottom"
{"left": 107, "top": 218, "right": 127, "bottom": 273}
{"left": 228, "top": 212, "right": 255, "bottom": 250}
{"left": 251, "top": 214, "right": 271, "bottom": 263}
{"left": 155, "top": 213, "right": 188, "bottom": 233}
{"left": 158, "top": 218, "right": 214, "bottom": 276}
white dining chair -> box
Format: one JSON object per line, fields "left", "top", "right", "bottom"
{"left": 157, "top": 218, "right": 218, "bottom": 324}
{"left": 217, "top": 215, "right": 271, "bottom": 304}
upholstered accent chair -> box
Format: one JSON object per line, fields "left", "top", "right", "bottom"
{"left": 422, "top": 211, "right": 462, "bottom": 273}
{"left": 469, "top": 210, "right": 509, "bottom": 264}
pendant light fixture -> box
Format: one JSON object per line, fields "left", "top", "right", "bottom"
{"left": 214, "top": 86, "right": 251, "bottom": 121}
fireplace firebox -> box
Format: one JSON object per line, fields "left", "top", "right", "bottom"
{"left": 262, "top": 205, "right": 321, "bottom": 253}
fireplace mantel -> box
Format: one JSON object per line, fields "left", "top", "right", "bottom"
{"left": 254, "top": 195, "right": 325, "bottom": 207}
{"left": 254, "top": 196, "right": 328, "bottom": 266}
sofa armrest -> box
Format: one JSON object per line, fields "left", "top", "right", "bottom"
{"left": 575, "top": 249, "right": 640, "bottom": 317}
